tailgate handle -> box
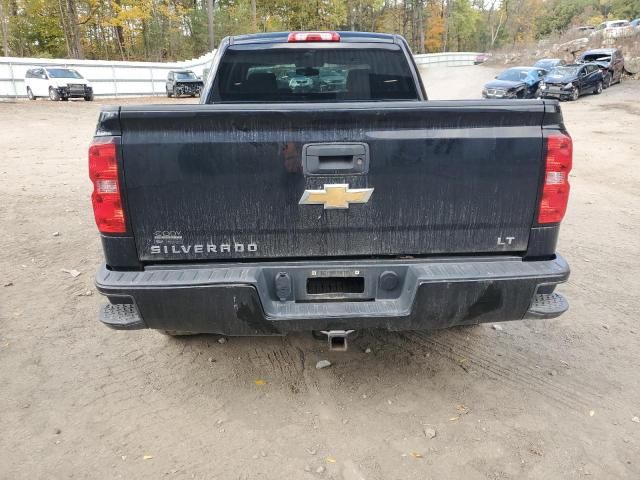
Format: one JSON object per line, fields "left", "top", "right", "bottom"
{"left": 303, "top": 143, "right": 369, "bottom": 175}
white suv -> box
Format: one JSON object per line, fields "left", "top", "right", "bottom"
{"left": 25, "top": 67, "right": 94, "bottom": 101}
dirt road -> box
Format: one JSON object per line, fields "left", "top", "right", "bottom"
{"left": 1, "top": 67, "right": 639, "bottom": 479}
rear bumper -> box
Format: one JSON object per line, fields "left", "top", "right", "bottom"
{"left": 96, "top": 255, "right": 570, "bottom": 335}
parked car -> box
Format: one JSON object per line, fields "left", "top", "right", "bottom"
{"left": 24, "top": 67, "right": 93, "bottom": 101}
{"left": 289, "top": 75, "right": 314, "bottom": 92}
{"left": 590, "top": 20, "right": 635, "bottom": 39}
{"left": 578, "top": 48, "right": 625, "bottom": 87}
{"left": 166, "top": 70, "right": 203, "bottom": 97}
{"left": 474, "top": 53, "right": 492, "bottom": 64}
{"left": 540, "top": 63, "right": 603, "bottom": 101}
{"left": 482, "top": 67, "right": 547, "bottom": 99}
{"left": 534, "top": 59, "right": 566, "bottom": 71}
{"left": 319, "top": 68, "right": 346, "bottom": 92}
{"left": 90, "top": 31, "right": 571, "bottom": 343}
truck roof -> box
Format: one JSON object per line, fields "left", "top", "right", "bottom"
{"left": 229, "top": 31, "right": 398, "bottom": 45}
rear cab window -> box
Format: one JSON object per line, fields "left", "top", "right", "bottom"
{"left": 209, "top": 44, "right": 419, "bottom": 103}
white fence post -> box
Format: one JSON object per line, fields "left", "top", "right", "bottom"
{"left": 112, "top": 65, "right": 118, "bottom": 97}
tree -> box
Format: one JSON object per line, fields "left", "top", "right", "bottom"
{"left": 207, "top": 0, "right": 215, "bottom": 50}
{"left": 0, "top": 0, "right": 10, "bottom": 55}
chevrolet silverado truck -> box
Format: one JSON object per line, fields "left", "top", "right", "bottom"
{"left": 90, "top": 31, "right": 571, "bottom": 349}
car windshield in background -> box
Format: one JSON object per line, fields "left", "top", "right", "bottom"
{"left": 176, "top": 72, "right": 198, "bottom": 80}
{"left": 47, "top": 69, "right": 83, "bottom": 79}
{"left": 550, "top": 66, "right": 580, "bottom": 76}
{"left": 535, "top": 61, "right": 554, "bottom": 69}
{"left": 211, "top": 47, "right": 419, "bottom": 103}
{"left": 496, "top": 69, "right": 530, "bottom": 81}
{"left": 582, "top": 55, "right": 611, "bottom": 63}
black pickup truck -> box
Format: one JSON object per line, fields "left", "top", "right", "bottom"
{"left": 90, "top": 31, "right": 571, "bottom": 348}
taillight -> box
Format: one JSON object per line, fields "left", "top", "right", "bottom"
{"left": 538, "top": 133, "right": 572, "bottom": 224}
{"left": 287, "top": 31, "right": 340, "bottom": 42}
{"left": 89, "top": 139, "right": 126, "bottom": 233}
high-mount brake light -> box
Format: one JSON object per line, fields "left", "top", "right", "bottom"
{"left": 287, "top": 31, "right": 340, "bottom": 42}
{"left": 537, "top": 133, "right": 572, "bottom": 224}
{"left": 89, "top": 139, "right": 126, "bottom": 233}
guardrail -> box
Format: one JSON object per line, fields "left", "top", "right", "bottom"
{"left": 414, "top": 52, "right": 480, "bottom": 67}
{"left": 0, "top": 51, "right": 479, "bottom": 98}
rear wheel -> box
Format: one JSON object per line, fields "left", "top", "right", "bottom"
{"left": 49, "top": 87, "right": 60, "bottom": 101}
{"left": 27, "top": 87, "right": 36, "bottom": 100}
{"left": 594, "top": 81, "right": 603, "bottom": 94}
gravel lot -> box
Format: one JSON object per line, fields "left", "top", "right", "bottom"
{"left": 1, "top": 66, "right": 639, "bottom": 479}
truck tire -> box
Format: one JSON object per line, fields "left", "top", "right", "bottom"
{"left": 49, "top": 87, "right": 60, "bottom": 101}
{"left": 84, "top": 92, "right": 94, "bottom": 101}
{"left": 27, "top": 87, "right": 36, "bottom": 100}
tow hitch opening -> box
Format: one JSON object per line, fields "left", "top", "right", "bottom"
{"left": 321, "top": 330, "right": 355, "bottom": 351}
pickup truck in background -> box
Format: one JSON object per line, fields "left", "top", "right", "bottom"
{"left": 90, "top": 31, "right": 571, "bottom": 350}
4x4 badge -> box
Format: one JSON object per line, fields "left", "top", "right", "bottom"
{"left": 299, "top": 184, "right": 374, "bottom": 209}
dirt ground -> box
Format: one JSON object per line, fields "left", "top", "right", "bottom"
{"left": 1, "top": 66, "right": 639, "bottom": 480}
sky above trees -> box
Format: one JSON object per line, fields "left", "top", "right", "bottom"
{"left": 0, "top": 0, "right": 638, "bottom": 60}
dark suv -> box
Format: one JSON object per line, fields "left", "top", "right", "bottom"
{"left": 166, "top": 70, "right": 203, "bottom": 98}
{"left": 578, "top": 48, "right": 624, "bottom": 88}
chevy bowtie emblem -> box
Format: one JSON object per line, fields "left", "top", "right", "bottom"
{"left": 299, "top": 184, "right": 374, "bottom": 209}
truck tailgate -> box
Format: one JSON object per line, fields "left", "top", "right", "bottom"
{"left": 119, "top": 101, "right": 546, "bottom": 262}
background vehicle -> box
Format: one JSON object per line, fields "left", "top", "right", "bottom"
{"left": 631, "top": 18, "right": 640, "bottom": 29}
{"left": 482, "top": 67, "right": 547, "bottom": 99}
{"left": 319, "top": 68, "right": 347, "bottom": 92}
{"left": 474, "top": 53, "right": 492, "bottom": 64}
{"left": 541, "top": 63, "right": 603, "bottom": 100}
{"left": 590, "top": 20, "right": 635, "bottom": 39}
{"left": 289, "top": 74, "right": 315, "bottom": 92}
{"left": 24, "top": 67, "right": 93, "bottom": 101}
{"left": 534, "top": 59, "right": 566, "bottom": 70}
{"left": 578, "top": 48, "right": 624, "bottom": 87}
{"left": 166, "top": 70, "right": 203, "bottom": 97}
{"left": 91, "top": 31, "right": 571, "bottom": 341}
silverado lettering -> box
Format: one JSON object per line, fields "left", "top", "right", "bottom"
{"left": 150, "top": 243, "right": 258, "bottom": 255}
{"left": 90, "top": 31, "right": 571, "bottom": 344}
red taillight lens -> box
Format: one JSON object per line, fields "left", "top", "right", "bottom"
{"left": 89, "top": 139, "right": 126, "bottom": 233}
{"left": 538, "top": 133, "right": 572, "bottom": 224}
{"left": 287, "top": 31, "right": 340, "bottom": 42}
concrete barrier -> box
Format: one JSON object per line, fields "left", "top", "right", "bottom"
{"left": 0, "top": 51, "right": 479, "bottom": 98}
